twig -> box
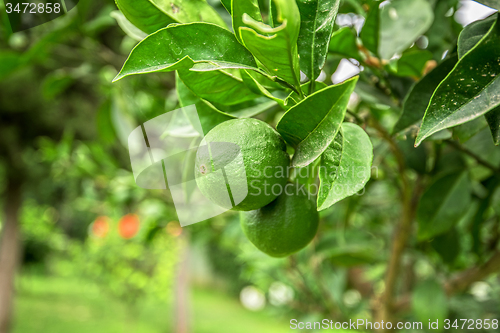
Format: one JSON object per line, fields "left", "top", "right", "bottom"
{"left": 393, "top": 250, "right": 500, "bottom": 312}
{"left": 445, "top": 250, "right": 500, "bottom": 294}
{"left": 446, "top": 140, "right": 500, "bottom": 172}
{"left": 370, "top": 117, "right": 426, "bottom": 330}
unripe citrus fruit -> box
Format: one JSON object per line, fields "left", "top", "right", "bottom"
{"left": 195, "top": 118, "right": 290, "bottom": 211}
{"left": 240, "top": 183, "right": 319, "bottom": 257}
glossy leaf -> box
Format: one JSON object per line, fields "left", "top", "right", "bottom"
{"left": 115, "top": 0, "right": 176, "bottom": 34}
{"left": 417, "top": 172, "right": 470, "bottom": 241}
{"left": 231, "top": 0, "right": 262, "bottom": 44}
{"left": 452, "top": 116, "right": 488, "bottom": 143}
{"left": 458, "top": 13, "right": 496, "bottom": 59}
{"left": 229, "top": 100, "right": 278, "bottom": 118}
{"left": 296, "top": 0, "right": 340, "bottom": 81}
{"left": 240, "top": 69, "right": 286, "bottom": 108}
{"left": 195, "top": 100, "right": 236, "bottom": 135}
{"left": 176, "top": 72, "right": 200, "bottom": 107}
{"left": 114, "top": 23, "right": 258, "bottom": 82}
{"left": 115, "top": 0, "right": 226, "bottom": 34}
{"left": 284, "top": 81, "right": 327, "bottom": 108}
{"left": 412, "top": 280, "right": 448, "bottom": 326}
{"left": 359, "top": 1, "right": 379, "bottom": 55}
{"left": 416, "top": 14, "right": 500, "bottom": 146}
{"left": 212, "top": 97, "right": 279, "bottom": 118}
{"left": 239, "top": 0, "right": 302, "bottom": 90}
{"left": 317, "top": 123, "right": 373, "bottom": 211}
{"left": 393, "top": 55, "right": 458, "bottom": 134}
{"left": 485, "top": 106, "right": 500, "bottom": 145}
{"left": 221, "top": 0, "right": 232, "bottom": 14}
{"left": 378, "top": 0, "right": 434, "bottom": 59}
{"left": 457, "top": 14, "right": 500, "bottom": 145}
{"left": 110, "top": 11, "right": 147, "bottom": 41}
{"left": 177, "top": 93, "right": 235, "bottom": 136}
{"left": 329, "top": 27, "right": 361, "bottom": 60}
{"left": 277, "top": 76, "right": 358, "bottom": 167}
{"left": 178, "top": 69, "right": 259, "bottom": 106}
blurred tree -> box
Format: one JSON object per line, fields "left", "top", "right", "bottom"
{"left": 0, "top": 1, "right": 177, "bottom": 331}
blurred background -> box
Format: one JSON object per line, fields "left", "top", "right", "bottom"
{"left": 0, "top": 1, "right": 499, "bottom": 333}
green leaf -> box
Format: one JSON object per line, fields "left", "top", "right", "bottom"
{"left": 398, "top": 138, "right": 427, "bottom": 174}
{"left": 329, "top": 27, "right": 361, "bottom": 60}
{"left": 474, "top": 0, "right": 500, "bottom": 10}
{"left": 355, "top": 81, "right": 397, "bottom": 108}
{"left": 412, "top": 279, "right": 448, "bottom": 327}
{"left": 417, "top": 172, "right": 470, "bottom": 241}
{"left": 392, "top": 55, "right": 457, "bottom": 134}
{"left": 425, "top": 0, "right": 462, "bottom": 60}
{"left": 284, "top": 81, "right": 328, "bottom": 108}
{"left": 277, "top": 77, "right": 358, "bottom": 168}
{"left": 178, "top": 71, "right": 276, "bottom": 117}
{"left": 296, "top": 0, "right": 341, "bottom": 81}
{"left": 469, "top": 177, "right": 500, "bottom": 255}
{"left": 457, "top": 14, "right": 500, "bottom": 145}
{"left": 292, "top": 162, "right": 321, "bottom": 189}
{"left": 452, "top": 116, "right": 488, "bottom": 143}
{"left": 458, "top": 13, "right": 496, "bottom": 59}
{"left": 96, "top": 100, "right": 117, "bottom": 144}
{"left": 317, "top": 229, "right": 381, "bottom": 265}
{"left": 240, "top": 69, "right": 286, "bottom": 108}
{"left": 378, "top": 0, "right": 434, "bottom": 59}
{"left": 110, "top": 10, "right": 147, "bottom": 41}
{"left": 431, "top": 227, "right": 460, "bottom": 265}
{"left": 239, "top": 0, "right": 302, "bottom": 90}
{"left": 194, "top": 100, "right": 236, "bottom": 135}
{"left": 485, "top": 106, "right": 500, "bottom": 145}
{"left": 359, "top": 1, "right": 379, "bottom": 55}
{"left": 317, "top": 123, "right": 373, "bottom": 211}
{"left": 212, "top": 97, "right": 279, "bottom": 117}
{"left": 176, "top": 71, "right": 200, "bottom": 107}
{"left": 115, "top": 0, "right": 226, "bottom": 34}
{"left": 463, "top": 127, "right": 500, "bottom": 165}
{"left": 415, "top": 14, "right": 500, "bottom": 146}
{"left": 177, "top": 68, "right": 259, "bottom": 106}
{"left": 228, "top": 100, "right": 278, "bottom": 118}
{"left": 221, "top": 0, "right": 232, "bottom": 14}
{"left": 114, "top": 23, "right": 257, "bottom": 82}
{"left": 0, "top": 51, "right": 23, "bottom": 80}
{"left": 327, "top": 245, "right": 379, "bottom": 266}
{"left": 231, "top": 0, "right": 262, "bottom": 44}
{"left": 389, "top": 49, "right": 433, "bottom": 78}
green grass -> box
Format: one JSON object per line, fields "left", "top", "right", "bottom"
{"left": 13, "top": 274, "right": 292, "bottom": 333}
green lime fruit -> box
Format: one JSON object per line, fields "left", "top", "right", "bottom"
{"left": 240, "top": 183, "right": 319, "bottom": 257}
{"left": 195, "top": 118, "right": 290, "bottom": 211}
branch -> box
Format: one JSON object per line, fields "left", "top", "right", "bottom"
{"left": 394, "top": 250, "right": 500, "bottom": 311}
{"left": 444, "top": 250, "right": 500, "bottom": 294}
{"left": 370, "top": 117, "right": 424, "bottom": 329}
{"left": 377, "top": 177, "right": 423, "bottom": 320}
{"left": 446, "top": 140, "right": 500, "bottom": 172}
